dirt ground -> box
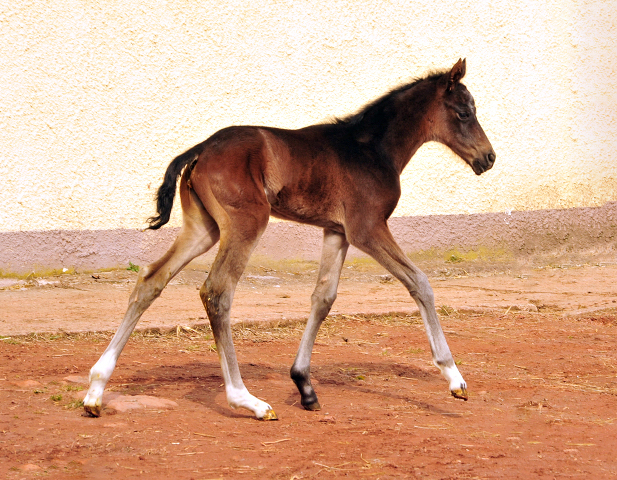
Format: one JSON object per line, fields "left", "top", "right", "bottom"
{"left": 1, "top": 262, "right": 616, "bottom": 479}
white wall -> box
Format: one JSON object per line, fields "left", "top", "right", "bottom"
{"left": 1, "top": 0, "right": 615, "bottom": 233}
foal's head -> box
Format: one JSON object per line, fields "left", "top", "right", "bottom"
{"left": 431, "top": 59, "right": 496, "bottom": 175}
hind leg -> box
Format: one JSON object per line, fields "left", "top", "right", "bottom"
{"left": 291, "top": 229, "right": 348, "bottom": 410}
{"left": 199, "top": 209, "right": 276, "bottom": 419}
{"left": 84, "top": 191, "right": 220, "bottom": 416}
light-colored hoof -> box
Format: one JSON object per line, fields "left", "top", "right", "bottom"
{"left": 260, "top": 409, "right": 278, "bottom": 421}
{"left": 451, "top": 387, "right": 468, "bottom": 401}
{"left": 84, "top": 404, "right": 101, "bottom": 417}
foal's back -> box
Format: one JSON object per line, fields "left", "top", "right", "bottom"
{"left": 191, "top": 123, "right": 400, "bottom": 232}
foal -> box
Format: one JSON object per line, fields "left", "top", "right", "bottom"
{"left": 84, "top": 59, "right": 495, "bottom": 419}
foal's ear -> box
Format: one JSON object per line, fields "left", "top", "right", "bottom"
{"left": 446, "top": 58, "right": 466, "bottom": 91}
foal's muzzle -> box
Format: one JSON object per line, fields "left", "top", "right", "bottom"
{"left": 471, "top": 150, "right": 496, "bottom": 175}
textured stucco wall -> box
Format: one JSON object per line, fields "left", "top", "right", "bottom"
{"left": 1, "top": 1, "right": 616, "bottom": 272}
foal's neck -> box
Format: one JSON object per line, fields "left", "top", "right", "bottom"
{"left": 381, "top": 80, "right": 437, "bottom": 175}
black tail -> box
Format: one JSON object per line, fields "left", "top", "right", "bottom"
{"left": 147, "top": 143, "right": 204, "bottom": 230}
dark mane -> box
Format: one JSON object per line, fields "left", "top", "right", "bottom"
{"left": 332, "top": 70, "right": 447, "bottom": 141}
{"left": 310, "top": 70, "right": 447, "bottom": 167}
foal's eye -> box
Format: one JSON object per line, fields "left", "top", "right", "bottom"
{"left": 457, "top": 111, "right": 470, "bottom": 121}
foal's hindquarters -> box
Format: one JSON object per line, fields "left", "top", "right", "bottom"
{"left": 84, "top": 170, "right": 278, "bottom": 419}
{"left": 83, "top": 173, "right": 221, "bottom": 416}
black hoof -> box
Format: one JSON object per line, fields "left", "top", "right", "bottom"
{"left": 302, "top": 400, "right": 321, "bottom": 411}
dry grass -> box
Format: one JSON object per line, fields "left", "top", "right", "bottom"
{"left": 0, "top": 312, "right": 426, "bottom": 347}
{"left": 3, "top": 309, "right": 611, "bottom": 350}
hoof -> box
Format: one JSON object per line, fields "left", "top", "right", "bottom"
{"left": 451, "top": 387, "right": 468, "bottom": 401}
{"left": 260, "top": 409, "right": 278, "bottom": 421}
{"left": 84, "top": 405, "right": 101, "bottom": 417}
{"left": 302, "top": 401, "right": 321, "bottom": 411}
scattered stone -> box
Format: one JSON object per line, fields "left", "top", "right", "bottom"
{"left": 106, "top": 395, "right": 178, "bottom": 413}
{"left": 63, "top": 375, "right": 89, "bottom": 385}
{"left": 34, "top": 279, "right": 60, "bottom": 287}
{"left": 11, "top": 380, "right": 42, "bottom": 388}
{"left": 246, "top": 275, "right": 279, "bottom": 281}
{"left": 510, "top": 304, "right": 539, "bottom": 312}
{"left": 0, "top": 279, "right": 24, "bottom": 289}
{"left": 19, "top": 464, "right": 43, "bottom": 472}
{"left": 319, "top": 414, "right": 337, "bottom": 424}
{"left": 76, "top": 391, "right": 178, "bottom": 413}
{"left": 103, "top": 422, "right": 128, "bottom": 428}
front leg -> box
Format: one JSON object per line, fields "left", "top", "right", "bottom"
{"left": 291, "top": 229, "right": 349, "bottom": 410}
{"left": 351, "top": 224, "right": 468, "bottom": 400}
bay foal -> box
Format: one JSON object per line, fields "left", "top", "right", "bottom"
{"left": 84, "top": 59, "right": 495, "bottom": 419}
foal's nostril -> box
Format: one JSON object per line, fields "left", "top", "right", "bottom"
{"left": 487, "top": 152, "right": 496, "bottom": 165}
